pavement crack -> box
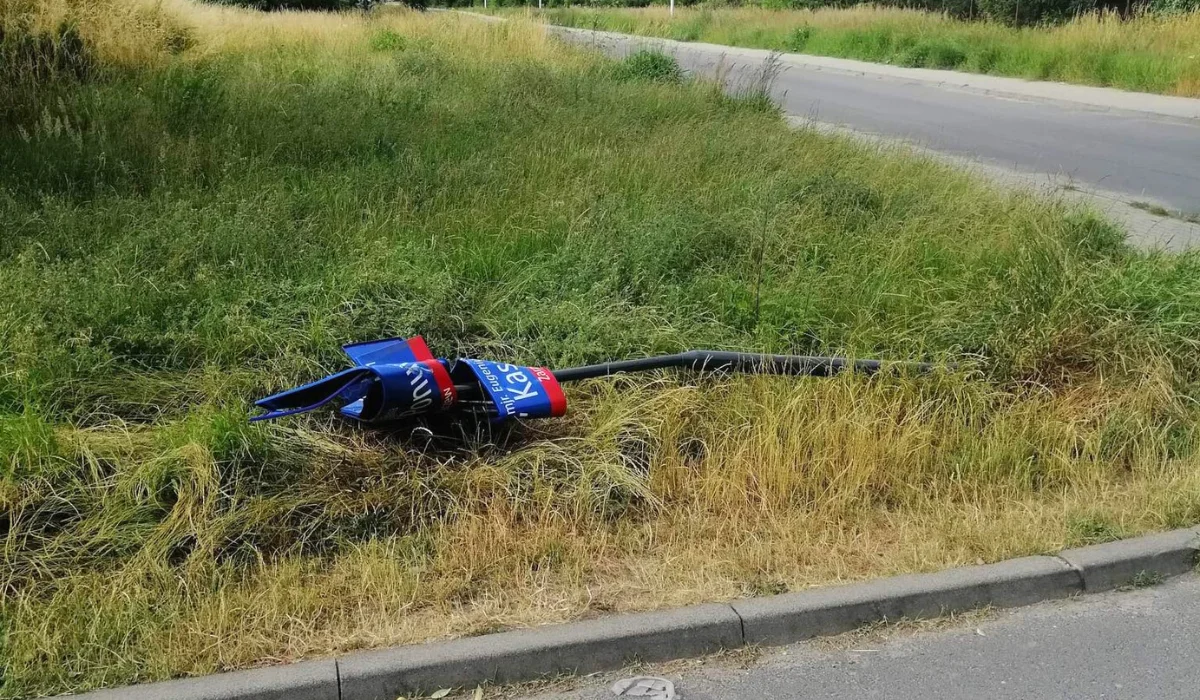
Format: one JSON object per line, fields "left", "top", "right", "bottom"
{"left": 728, "top": 602, "right": 748, "bottom": 646}
{"left": 1051, "top": 554, "right": 1087, "bottom": 594}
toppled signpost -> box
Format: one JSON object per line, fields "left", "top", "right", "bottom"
{"left": 253, "top": 336, "right": 944, "bottom": 426}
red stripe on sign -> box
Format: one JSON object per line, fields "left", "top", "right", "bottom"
{"left": 421, "top": 359, "right": 457, "bottom": 407}
{"left": 532, "top": 366, "right": 567, "bottom": 417}
{"left": 406, "top": 336, "right": 434, "bottom": 362}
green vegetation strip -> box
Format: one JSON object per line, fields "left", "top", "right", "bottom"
{"left": 3, "top": 2, "right": 1200, "bottom": 696}
{"left": 510, "top": 6, "right": 1200, "bottom": 97}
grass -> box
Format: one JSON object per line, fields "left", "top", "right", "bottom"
{"left": 4, "top": 1, "right": 1200, "bottom": 696}
{"left": 510, "top": 5, "right": 1200, "bottom": 96}
{"left": 1131, "top": 200, "right": 1200, "bottom": 223}
{"left": 1129, "top": 569, "right": 1167, "bottom": 587}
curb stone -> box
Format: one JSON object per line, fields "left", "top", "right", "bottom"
{"left": 731, "top": 555, "right": 1080, "bottom": 646}
{"left": 65, "top": 528, "right": 1200, "bottom": 699}
{"left": 1057, "top": 527, "right": 1200, "bottom": 592}
{"left": 338, "top": 602, "right": 742, "bottom": 700}
{"left": 66, "top": 659, "right": 339, "bottom": 700}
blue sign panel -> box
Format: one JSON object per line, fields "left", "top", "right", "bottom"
{"left": 453, "top": 359, "right": 567, "bottom": 421}
{"left": 253, "top": 336, "right": 458, "bottom": 423}
{"left": 252, "top": 337, "right": 568, "bottom": 424}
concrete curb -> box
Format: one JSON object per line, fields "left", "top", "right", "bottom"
{"left": 1059, "top": 526, "right": 1200, "bottom": 592}
{"left": 339, "top": 602, "right": 742, "bottom": 699}
{"left": 67, "top": 528, "right": 1200, "bottom": 699}
{"left": 732, "top": 555, "right": 1080, "bottom": 646}
{"left": 70, "top": 659, "right": 340, "bottom": 700}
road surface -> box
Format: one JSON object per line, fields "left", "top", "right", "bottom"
{"left": 547, "top": 25, "right": 1200, "bottom": 250}
{"left": 513, "top": 572, "right": 1200, "bottom": 700}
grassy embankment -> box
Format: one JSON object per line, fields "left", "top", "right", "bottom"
{"left": 513, "top": 5, "right": 1200, "bottom": 96}
{"left": 4, "top": 1, "right": 1200, "bottom": 696}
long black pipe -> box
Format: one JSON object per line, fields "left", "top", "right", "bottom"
{"left": 453, "top": 351, "right": 941, "bottom": 401}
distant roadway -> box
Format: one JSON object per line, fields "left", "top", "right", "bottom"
{"left": 542, "top": 24, "right": 1200, "bottom": 250}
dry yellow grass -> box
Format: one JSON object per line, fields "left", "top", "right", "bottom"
{"left": 1, "top": 0, "right": 583, "bottom": 68}
{"left": 9, "top": 371, "right": 1199, "bottom": 694}
{"left": 2, "top": 0, "right": 185, "bottom": 67}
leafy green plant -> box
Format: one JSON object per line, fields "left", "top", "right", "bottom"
{"left": 370, "top": 28, "right": 408, "bottom": 50}
{"left": 612, "top": 49, "right": 684, "bottom": 82}
{"left": 975, "top": 0, "right": 1095, "bottom": 25}
{"left": 1067, "top": 514, "right": 1126, "bottom": 545}
{"left": 1150, "top": 0, "right": 1200, "bottom": 12}
{"left": 1130, "top": 570, "right": 1166, "bottom": 588}
{"left": 784, "top": 25, "right": 813, "bottom": 51}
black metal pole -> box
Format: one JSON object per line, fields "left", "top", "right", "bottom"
{"left": 550, "top": 350, "right": 905, "bottom": 381}
{"left": 452, "top": 351, "right": 941, "bottom": 400}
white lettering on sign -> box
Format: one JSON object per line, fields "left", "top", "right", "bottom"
{"left": 404, "top": 364, "right": 433, "bottom": 413}
{"left": 505, "top": 368, "right": 537, "bottom": 402}
{"left": 472, "top": 361, "right": 548, "bottom": 417}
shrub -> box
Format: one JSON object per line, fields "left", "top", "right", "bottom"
{"left": 885, "top": 0, "right": 980, "bottom": 18}
{"left": 210, "top": 0, "right": 356, "bottom": 10}
{"left": 1, "top": 23, "right": 93, "bottom": 126}
{"left": 209, "top": 0, "right": 426, "bottom": 11}
{"left": 370, "top": 28, "right": 407, "bottom": 50}
{"left": 974, "top": 0, "right": 1096, "bottom": 24}
{"left": 1149, "top": 0, "right": 1200, "bottom": 12}
{"left": 0, "top": 23, "right": 92, "bottom": 83}
{"left": 612, "top": 49, "right": 684, "bottom": 82}
{"left": 761, "top": 0, "right": 856, "bottom": 8}
{"left": 784, "top": 25, "right": 813, "bottom": 51}
{"left": 905, "top": 39, "right": 969, "bottom": 68}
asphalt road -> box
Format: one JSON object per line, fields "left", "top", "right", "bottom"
{"left": 515, "top": 573, "right": 1200, "bottom": 700}
{"left": 549, "top": 25, "right": 1200, "bottom": 249}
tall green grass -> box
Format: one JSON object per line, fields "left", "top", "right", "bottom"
{"left": 517, "top": 5, "right": 1200, "bottom": 96}
{"left": 3, "top": 2, "right": 1200, "bottom": 696}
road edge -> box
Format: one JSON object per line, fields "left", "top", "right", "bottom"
{"left": 786, "top": 116, "right": 1200, "bottom": 252}
{"left": 530, "top": 21, "right": 1200, "bottom": 122}
{"left": 68, "top": 527, "right": 1199, "bottom": 699}
{"left": 445, "top": 10, "right": 1200, "bottom": 121}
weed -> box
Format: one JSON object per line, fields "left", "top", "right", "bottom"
{"left": 785, "top": 24, "right": 812, "bottom": 51}
{"left": 745, "top": 578, "right": 790, "bottom": 597}
{"left": 1130, "top": 570, "right": 1166, "bottom": 587}
{"left": 613, "top": 49, "right": 683, "bottom": 83}
{"left": 0, "top": 409, "right": 58, "bottom": 478}
{"left": 370, "top": 27, "right": 406, "bottom": 51}
{"left": 1067, "top": 514, "right": 1125, "bottom": 545}
{"left": 1130, "top": 200, "right": 1200, "bottom": 224}
{"left": 1132, "top": 200, "right": 1174, "bottom": 217}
